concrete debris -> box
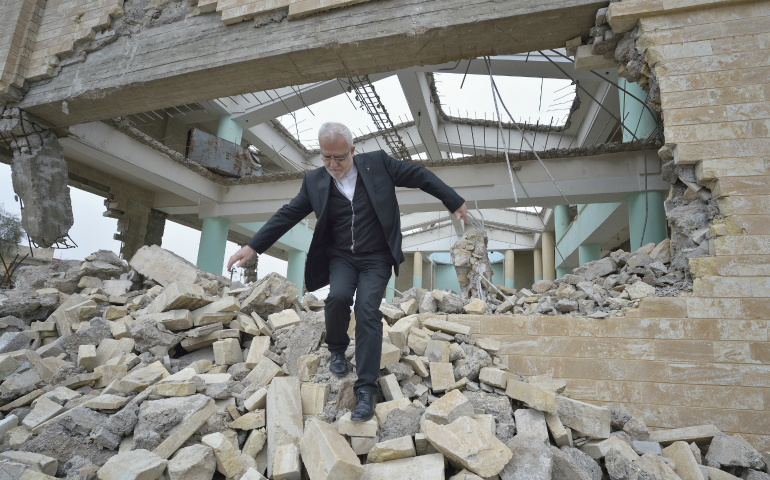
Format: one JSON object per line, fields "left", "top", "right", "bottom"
{"left": 0, "top": 245, "right": 758, "bottom": 479}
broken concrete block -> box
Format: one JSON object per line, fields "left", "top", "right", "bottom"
{"left": 202, "top": 431, "right": 246, "bottom": 477}
{"left": 96, "top": 449, "right": 168, "bottom": 480}
{"left": 0, "top": 354, "right": 20, "bottom": 378}
{"left": 273, "top": 443, "right": 301, "bottom": 480}
{"left": 1, "top": 369, "right": 43, "bottom": 395}
{"left": 403, "top": 355, "right": 428, "bottom": 377}
{"left": 167, "top": 444, "right": 216, "bottom": 480}
{"left": 424, "top": 417, "right": 512, "bottom": 477}
{"left": 245, "top": 356, "right": 285, "bottom": 389}
{"left": 478, "top": 367, "right": 511, "bottom": 389}
{"left": 266, "top": 377, "right": 303, "bottom": 478}
{"left": 83, "top": 394, "right": 130, "bottom": 410}
{"left": 550, "top": 445, "right": 593, "bottom": 480}
{"left": 155, "top": 382, "right": 196, "bottom": 397}
{"left": 378, "top": 374, "right": 403, "bottom": 401}
{"left": 77, "top": 344, "right": 97, "bottom": 372}
{"left": 388, "top": 315, "right": 419, "bottom": 349}
{"left": 230, "top": 411, "right": 266, "bottom": 430}
{"left": 147, "top": 282, "right": 213, "bottom": 314}
{"left": 425, "top": 339, "right": 450, "bottom": 363}
{"left": 705, "top": 432, "right": 765, "bottom": 470}
{"left": 300, "top": 383, "right": 329, "bottom": 416}
{"left": 22, "top": 396, "right": 64, "bottom": 430}
{"left": 94, "top": 364, "right": 128, "bottom": 389}
{"left": 379, "top": 304, "right": 404, "bottom": 322}
{"left": 267, "top": 309, "right": 301, "bottom": 331}
{"left": 662, "top": 441, "right": 705, "bottom": 480}
{"left": 360, "top": 452, "right": 445, "bottom": 479}
{"left": 407, "top": 328, "right": 430, "bottom": 355}
{"left": 422, "top": 318, "right": 471, "bottom": 336}
{"left": 502, "top": 434, "right": 553, "bottom": 480}
{"left": 338, "top": 412, "right": 379, "bottom": 437}
{"left": 429, "top": 362, "right": 455, "bottom": 393}
{"left": 0, "top": 452, "right": 56, "bottom": 477}
{"left": 374, "top": 397, "right": 411, "bottom": 428}
{"left": 245, "top": 336, "right": 271, "bottom": 368}
{"left": 505, "top": 379, "right": 557, "bottom": 414}
{"left": 138, "top": 310, "right": 194, "bottom": 331}
{"left": 300, "top": 418, "right": 364, "bottom": 480}
{"left": 0, "top": 414, "right": 19, "bottom": 437}
{"left": 556, "top": 396, "right": 610, "bottom": 439}
{"left": 514, "top": 409, "right": 548, "bottom": 442}
{"left": 648, "top": 425, "right": 720, "bottom": 446}
{"left": 243, "top": 429, "right": 267, "bottom": 458}
{"left": 213, "top": 338, "right": 243, "bottom": 366}
{"left": 367, "top": 435, "right": 415, "bottom": 464}
{"left": 545, "top": 412, "right": 572, "bottom": 447}
{"left": 245, "top": 387, "right": 268, "bottom": 411}
{"left": 153, "top": 396, "right": 218, "bottom": 459}
{"left": 380, "top": 342, "right": 401, "bottom": 368}
{"left": 424, "top": 389, "right": 474, "bottom": 425}
{"left": 580, "top": 436, "right": 639, "bottom": 463}
{"left": 352, "top": 436, "right": 378, "bottom": 455}
{"left": 463, "top": 298, "right": 488, "bottom": 315}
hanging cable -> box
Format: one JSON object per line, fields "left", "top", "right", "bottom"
{"left": 485, "top": 57, "right": 518, "bottom": 203}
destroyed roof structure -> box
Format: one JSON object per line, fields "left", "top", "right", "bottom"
{"left": 1, "top": 0, "right": 770, "bottom": 475}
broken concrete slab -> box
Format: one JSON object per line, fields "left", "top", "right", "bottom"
{"left": 299, "top": 418, "right": 364, "bottom": 480}
{"left": 514, "top": 409, "right": 549, "bottom": 442}
{"left": 360, "top": 452, "right": 445, "bottom": 480}
{"left": 501, "top": 434, "right": 553, "bottom": 480}
{"left": 146, "top": 282, "right": 213, "bottom": 314}
{"left": 167, "top": 444, "right": 216, "bottom": 480}
{"left": 424, "top": 417, "right": 512, "bottom": 477}
{"left": 556, "top": 397, "right": 610, "bottom": 439}
{"left": 266, "top": 377, "right": 303, "bottom": 478}
{"left": 202, "top": 431, "right": 246, "bottom": 477}
{"left": 648, "top": 425, "right": 720, "bottom": 446}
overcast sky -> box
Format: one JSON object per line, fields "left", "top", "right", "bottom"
{"left": 0, "top": 72, "right": 573, "bottom": 298}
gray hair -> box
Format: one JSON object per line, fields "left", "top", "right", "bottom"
{"left": 318, "top": 122, "right": 353, "bottom": 148}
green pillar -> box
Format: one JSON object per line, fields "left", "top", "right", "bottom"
{"left": 196, "top": 217, "right": 230, "bottom": 274}
{"left": 578, "top": 243, "right": 602, "bottom": 266}
{"left": 197, "top": 115, "right": 243, "bottom": 274}
{"left": 556, "top": 267, "right": 572, "bottom": 279}
{"left": 386, "top": 270, "right": 396, "bottom": 302}
{"left": 554, "top": 205, "right": 570, "bottom": 242}
{"left": 627, "top": 191, "right": 668, "bottom": 251}
{"left": 618, "top": 78, "right": 658, "bottom": 143}
{"left": 286, "top": 250, "right": 306, "bottom": 301}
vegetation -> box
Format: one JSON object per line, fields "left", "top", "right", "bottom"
{"left": 0, "top": 204, "right": 24, "bottom": 258}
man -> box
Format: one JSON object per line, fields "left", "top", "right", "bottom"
{"left": 227, "top": 122, "right": 467, "bottom": 421}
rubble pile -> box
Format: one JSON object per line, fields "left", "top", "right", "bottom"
{"left": 449, "top": 228, "right": 494, "bottom": 306}
{"left": 0, "top": 244, "right": 759, "bottom": 479}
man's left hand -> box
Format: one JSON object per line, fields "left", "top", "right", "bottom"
{"left": 453, "top": 203, "right": 469, "bottom": 223}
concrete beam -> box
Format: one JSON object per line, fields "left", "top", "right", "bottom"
{"left": 402, "top": 223, "right": 534, "bottom": 252}
{"left": 18, "top": 0, "right": 605, "bottom": 127}
{"left": 400, "top": 209, "right": 546, "bottom": 232}
{"left": 242, "top": 123, "right": 317, "bottom": 172}
{"left": 426, "top": 54, "right": 602, "bottom": 83}
{"left": 397, "top": 71, "right": 442, "bottom": 161}
{"left": 574, "top": 79, "right": 621, "bottom": 147}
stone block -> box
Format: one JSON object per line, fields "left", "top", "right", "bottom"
{"left": 245, "top": 336, "right": 271, "bottom": 368}
{"left": 138, "top": 310, "right": 193, "bottom": 331}
{"left": 192, "top": 296, "right": 240, "bottom": 325}
{"left": 0, "top": 354, "right": 20, "bottom": 378}
{"left": 503, "top": 434, "right": 553, "bottom": 480}
{"left": 104, "top": 306, "right": 129, "bottom": 320}
{"left": 83, "top": 394, "right": 130, "bottom": 410}
{"left": 297, "top": 354, "right": 320, "bottom": 382}
{"left": 245, "top": 387, "right": 268, "bottom": 411}
{"left": 474, "top": 337, "right": 501, "bottom": 353}
{"left": 367, "top": 435, "right": 415, "bottom": 464}
{"left": 267, "top": 309, "right": 301, "bottom": 331}
{"left": 407, "top": 328, "right": 430, "bottom": 355}
{"left": 514, "top": 408, "right": 548, "bottom": 442}
{"left": 422, "top": 318, "right": 471, "bottom": 336}
{"left": 77, "top": 344, "right": 98, "bottom": 372}
{"left": 229, "top": 411, "right": 266, "bottom": 430}
{"left": 214, "top": 338, "right": 243, "bottom": 365}
{"left": 474, "top": 414, "right": 496, "bottom": 436}
{"left": 154, "top": 397, "right": 218, "bottom": 459}
{"left": 429, "top": 362, "right": 455, "bottom": 393}
{"left": 379, "top": 304, "right": 404, "bottom": 322}
{"left": 360, "top": 452, "right": 445, "bottom": 479}
{"left": 505, "top": 379, "right": 557, "bottom": 414}
{"left": 109, "top": 321, "right": 131, "bottom": 340}
{"left": 424, "top": 389, "right": 474, "bottom": 425}
{"left": 156, "top": 382, "right": 196, "bottom": 397}
{"left": 147, "top": 282, "right": 213, "bottom": 314}
{"left": 705, "top": 432, "right": 764, "bottom": 470}
{"left": 478, "top": 367, "right": 511, "bottom": 388}
{"left": 380, "top": 342, "right": 401, "bottom": 368}
{"left": 243, "top": 429, "right": 267, "bottom": 458}
{"left": 463, "top": 298, "right": 488, "bottom": 315}
{"left": 267, "top": 377, "right": 303, "bottom": 478}
{"left": 300, "top": 383, "right": 329, "bottom": 416}
{"left": 0, "top": 414, "right": 19, "bottom": 437}
{"left": 273, "top": 443, "right": 301, "bottom": 480}
{"left": 167, "top": 444, "right": 216, "bottom": 480}
{"left": 300, "top": 418, "right": 364, "bottom": 480}
{"left": 389, "top": 315, "right": 419, "bottom": 349}
{"left": 662, "top": 441, "right": 705, "bottom": 480}
{"left": 202, "top": 431, "right": 246, "bottom": 477}
{"left": 117, "top": 363, "right": 165, "bottom": 393}
{"left": 95, "top": 365, "right": 128, "bottom": 389}
{"left": 378, "top": 374, "right": 403, "bottom": 401}
{"left": 632, "top": 441, "right": 662, "bottom": 456}
{"left": 425, "top": 340, "right": 450, "bottom": 363}
{"left": 556, "top": 396, "right": 610, "bottom": 439}
{"left": 403, "top": 355, "right": 428, "bottom": 377}
{"left": 245, "top": 357, "right": 285, "bottom": 389}
{"left": 545, "top": 412, "right": 572, "bottom": 447}
{"left": 648, "top": 425, "right": 720, "bottom": 446}
{"left": 338, "top": 412, "right": 379, "bottom": 437}
{"left": 580, "top": 436, "right": 639, "bottom": 463}
{"left": 0, "top": 451, "right": 57, "bottom": 476}
{"left": 130, "top": 245, "right": 200, "bottom": 286}
{"left": 400, "top": 298, "right": 419, "bottom": 316}
{"left": 96, "top": 449, "right": 168, "bottom": 480}
{"left": 374, "top": 397, "right": 411, "bottom": 428}
{"left": 424, "top": 417, "right": 512, "bottom": 477}
{"left": 22, "top": 397, "right": 64, "bottom": 430}
{"left": 352, "top": 436, "right": 378, "bottom": 455}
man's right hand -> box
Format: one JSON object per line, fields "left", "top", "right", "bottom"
{"left": 227, "top": 245, "right": 257, "bottom": 271}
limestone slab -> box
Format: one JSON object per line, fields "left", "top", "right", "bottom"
{"left": 167, "top": 444, "right": 216, "bottom": 480}
{"left": 424, "top": 389, "right": 474, "bottom": 425}
{"left": 155, "top": 382, "right": 196, "bottom": 397}
{"left": 245, "top": 336, "right": 271, "bottom": 368}
{"left": 580, "top": 436, "right": 639, "bottom": 463}
{"left": 96, "top": 449, "right": 168, "bottom": 480}
{"left": 424, "top": 417, "right": 512, "bottom": 477}
{"left": 380, "top": 342, "right": 401, "bottom": 368}
{"left": 556, "top": 396, "right": 610, "bottom": 439}
{"left": 648, "top": 425, "right": 720, "bottom": 446}
{"left": 0, "top": 451, "right": 57, "bottom": 476}
{"left": 662, "top": 441, "right": 705, "bottom": 480}
{"left": 479, "top": 367, "right": 511, "bottom": 389}
{"left": 243, "top": 429, "right": 267, "bottom": 458}
{"left": 213, "top": 338, "right": 243, "bottom": 365}
{"left": 514, "top": 409, "right": 549, "bottom": 442}
{"left": 267, "top": 377, "right": 303, "bottom": 478}
{"left": 402, "top": 355, "right": 428, "bottom": 377}
{"left": 300, "top": 418, "right": 364, "bottom": 480}
{"left": 378, "top": 374, "right": 403, "bottom": 401}
{"left": 366, "top": 435, "right": 415, "bottom": 464}
{"left": 422, "top": 318, "right": 471, "bottom": 336}
{"left": 245, "top": 387, "right": 268, "bottom": 411}
{"left": 273, "top": 443, "right": 301, "bottom": 480}
{"left": 229, "top": 411, "right": 266, "bottom": 430}
{"left": 300, "top": 383, "right": 329, "bottom": 416}
{"left": 361, "top": 453, "right": 445, "bottom": 480}
{"left": 22, "top": 397, "right": 63, "bottom": 430}
{"left": 505, "top": 379, "right": 557, "bottom": 414}
{"left": 83, "top": 394, "right": 130, "bottom": 410}
{"left": 338, "top": 412, "right": 378, "bottom": 437}
{"left": 374, "top": 397, "right": 411, "bottom": 428}
{"left": 388, "top": 315, "right": 419, "bottom": 349}
{"left": 267, "top": 309, "right": 301, "bottom": 331}
{"left": 77, "top": 344, "right": 98, "bottom": 372}
{"left": 430, "top": 362, "right": 455, "bottom": 393}
{"left": 154, "top": 397, "right": 218, "bottom": 459}
{"left": 202, "top": 431, "right": 246, "bottom": 478}
{"left": 245, "top": 356, "right": 285, "bottom": 388}
{"left": 545, "top": 412, "right": 572, "bottom": 447}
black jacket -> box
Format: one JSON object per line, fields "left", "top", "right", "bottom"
{"left": 247, "top": 150, "right": 465, "bottom": 292}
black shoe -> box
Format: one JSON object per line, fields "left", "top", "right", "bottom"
{"left": 329, "top": 351, "right": 347, "bottom": 377}
{"left": 350, "top": 389, "right": 376, "bottom": 422}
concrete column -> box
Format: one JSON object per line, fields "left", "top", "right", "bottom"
{"left": 413, "top": 251, "right": 423, "bottom": 289}
{"left": 386, "top": 268, "right": 396, "bottom": 302}
{"left": 578, "top": 243, "right": 602, "bottom": 266}
{"left": 554, "top": 204, "right": 571, "bottom": 241}
{"left": 541, "top": 231, "right": 556, "bottom": 281}
{"left": 627, "top": 190, "right": 668, "bottom": 251}
{"left": 504, "top": 250, "right": 515, "bottom": 289}
{"left": 196, "top": 217, "right": 229, "bottom": 274}
{"left": 618, "top": 78, "right": 658, "bottom": 143}
{"left": 197, "top": 115, "right": 242, "bottom": 274}
{"left": 533, "top": 248, "right": 543, "bottom": 282}
{"left": 556, "top": 267, "right": 572, "bottom": 279}
{"left": 286, "top": 250, "right": 306, "bottom": 301}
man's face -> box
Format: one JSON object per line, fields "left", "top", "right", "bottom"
{"left": 320, "top": 136, "right": 354, "bottom": 180}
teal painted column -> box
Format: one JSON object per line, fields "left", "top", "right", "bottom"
{"left": 578, "top": 243, "right": 601, "bottom": 266}
{"left": 286, "top": 250, "right": 306, "bottom": 300}
{"left": 197, "top": 115, "right": 243, "bottom": 274}
{"left": 556, "top": 267, "right": 572, "bottom": 279}
{"left": 197, "top": 217, "right": 229, "bottom": 274}
{"left": 413, "top": 252, "right": 423, "bottom": 289}
{"left": 619, "top": 78, "right": 658, "bottom": 142}
{"left": 386, "top": 269, "right": 396, "bottom": 302}
{"left": 627, "top": 191, "right": 668, "bottom": 251}
{"left": 554, "top": 205, "right": 570, "bottom": 242}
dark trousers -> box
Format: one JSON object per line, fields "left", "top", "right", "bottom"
{"left": 324, "top": 247, "right": 393, "bottom": 394}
